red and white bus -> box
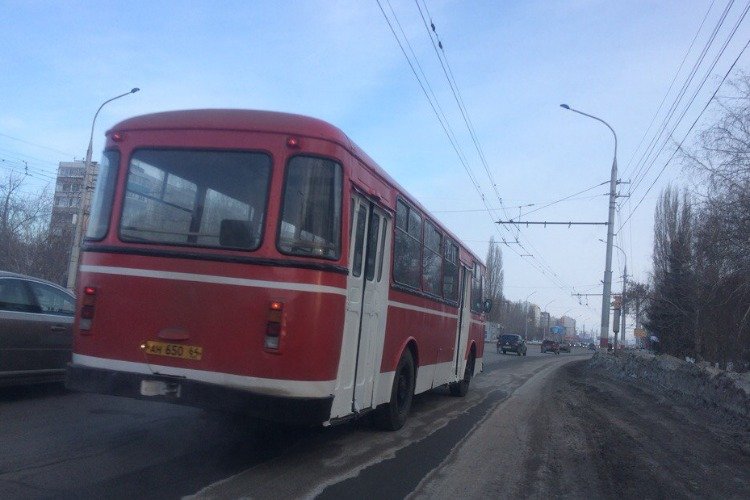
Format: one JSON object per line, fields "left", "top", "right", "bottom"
{"left": 66, "top": 109, "right": 489, "bottom": 430}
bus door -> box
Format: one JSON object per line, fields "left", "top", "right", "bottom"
{"left": 331, "top": 194, "right": 391, "bottom": 418}
{"left": 453, "top": 265, "right": 472, "bottom": 379}
{"left": 355, "top": 202, "right": 390, "bottom": 411}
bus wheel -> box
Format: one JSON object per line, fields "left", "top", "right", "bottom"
{"left": 374, "top": 350, "right": 415, "bottom": 431}
{"left": 450, "top": 353, "right": 474, "bottom": 397}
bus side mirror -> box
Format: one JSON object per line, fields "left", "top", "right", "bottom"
{"left": 483, "top": 299, "right": 493, "bottom": 313}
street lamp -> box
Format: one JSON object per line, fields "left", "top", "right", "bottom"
{"left": 67, "top": 88, "right": 140, "bottom": 289}
{"left": 560, "top": 104, "right": 618, "bottom": 349}
{"left": 523, "top": 291, "right": 536, "bottom": 341}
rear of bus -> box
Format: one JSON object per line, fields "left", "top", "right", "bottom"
{"left": 66, "top": 110, "right": 349, "bottom": 424}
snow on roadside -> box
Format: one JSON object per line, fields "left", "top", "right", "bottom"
{"left": 587, "top": 351, "right": 750, "bottom": 420}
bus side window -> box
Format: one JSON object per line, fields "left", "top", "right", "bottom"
{"left": 352, "top": 204, "right": 367, "bottom": 277}
{"left": 364, "top": 213, "right": 381, "bottom": 281}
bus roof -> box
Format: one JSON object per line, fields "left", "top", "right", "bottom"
{"left": 108, "top": 109, "right": 484, "bottom": 267}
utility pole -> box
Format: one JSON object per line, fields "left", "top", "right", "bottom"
{"left": 621, "top": 264, "right": 627, "bottom": 347}
{"left": 67, "top": 88, "right": 140, "bottom": 290}
{"left": 560, "top": 104, "right": 618, "bottom": 349}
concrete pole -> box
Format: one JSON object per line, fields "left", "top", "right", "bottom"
{"left": 560, "top": 104, "right": 617, "bottom": 349}
{"left": 621, "top": 264, "right": 627, "bottom": 347}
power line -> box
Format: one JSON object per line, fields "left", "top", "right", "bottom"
{"left": 0, "top": 157, "right": 58, "bottom": 182}
{"left": 0, "top": 132, "right": 77, "bottom": 157}
{"left": 618, "top": 33, "right": 750, "bottom": 232}
{"left": 620, "top": 0, "right": 718, "bottom": 181}
{"left": 377, "top": 1, "right": 596, "bottom": 312}
{"left": 628, "top": 0, "right": 750, "bottom": 200}
{"left": 375, "top": 0, "right": 485, "bottom": 195}
{"left": 627, "top": 0, "right": 735, "bottom": 192}
{"left": 519, "top": 180, "right": 609, "bottom": 218}
{"left": 411, "top": 1, "right": 593, "bottom": 304}
{"left": 431, "top": 190, "right": 606, "bottom": 214}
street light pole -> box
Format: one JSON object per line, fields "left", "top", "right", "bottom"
{"left": 560, "top": 104, "right": 618, "bottom": 349}
{"left": 67, "top": 88, "right": 140, "bottom": 290}
{"left": 523, "top": 291, "right": 536, "bottom": 341}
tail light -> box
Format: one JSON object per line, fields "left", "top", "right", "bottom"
{"left": 265, "top": 301, "right": 284, "bottom": 350}
{"left": 79, "top": 286, "right": 96, "bottom": 332}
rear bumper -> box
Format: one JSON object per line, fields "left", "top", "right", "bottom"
{"left": 66, "top": 363, "right": 334, "bottom": 425}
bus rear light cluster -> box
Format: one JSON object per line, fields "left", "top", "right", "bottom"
{"left": 79, "top": 286, "right": 97, "bottom": 332}
{"left": 265, "top": 301, "right": 284, "bottom": 350}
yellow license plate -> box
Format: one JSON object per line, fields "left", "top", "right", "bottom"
{"left": 143, "top": 341, "right": 202, "bottom": 361}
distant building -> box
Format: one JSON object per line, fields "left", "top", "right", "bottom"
{"left": 560, "top": 315, "right": 576, "bottom": 338}
{"left": 528, "top": 304, "right": 541, "bottom": 327}
{"left": 50, "top": 160, "right": 98, "bottom": 237}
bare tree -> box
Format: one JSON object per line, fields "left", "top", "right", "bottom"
{"left": 649, "top": 72, "right": 750, "bottom": 369}
{"left": 485, "top": 236, "right": 504, "bottom": 323}
{"left": 0, "top": 172, "right": 68, "bottom": 284}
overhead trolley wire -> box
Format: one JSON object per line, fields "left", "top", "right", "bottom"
{"left": 412, "top": 0, "right": 593, "bottom": 302}
{"left": 377, "top": 0, "right": 596, "bottom": 310}
{"left": 627, "top": 0, "right": 736, "bottom": 194}
{"left": 0, "top": 132, "right": 77, "bottom": 158}
{"left": 627, "top": 0, "right": 750, "bottom": 202}
{"left": 618, "top": 32, "right": 750, "bottom": 233}
{"left": 620, "top": 0, "right": 718, "bottom": 181}
{"left": 375, "top": 0, "right": 485, "bottom": 196}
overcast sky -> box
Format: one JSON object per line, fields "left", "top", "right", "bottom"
{"left": 1, "top": 0, "right": 748, "bottom": 338}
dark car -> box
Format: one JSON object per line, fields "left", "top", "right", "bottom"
{"left": 497, "top": 334, "right": 527, "bottom": 356}
{"left": 588, "top": 342, "right": 596, "bottom": 350}
{"left": 559, "top": 341, "right": 572, "bottom": 353}
{"left": 541, "top": 339, "right": 560, "bottom": 355}
{"left": 0, "top": 271, "right": 75, "bottom": 386}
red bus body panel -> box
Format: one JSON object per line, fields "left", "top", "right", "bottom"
{"left": 67, "top": 109, "right": 487, "bottom": 423}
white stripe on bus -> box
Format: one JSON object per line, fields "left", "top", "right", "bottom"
{"left": 72, "top": 353, "right": 337, "bottom": 399}
{"left": 387, "top": 300, "right": 458, "bottom": 319}
{"left": 79, "top": 265, "right": 348, "bottom": 296}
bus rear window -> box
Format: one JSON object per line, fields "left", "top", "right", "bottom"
{"left": 86, "top": 150, "right": 120, "bottom": 240}
{"left": 120, "top": 149, "right": 271, "bottom": 250}
{"left": 278, "top": 156, "right": 342, "bottom": 260}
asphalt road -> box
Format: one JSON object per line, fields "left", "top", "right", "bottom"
{"left": 2, "top": 345, "right": 747, "bottom": 499}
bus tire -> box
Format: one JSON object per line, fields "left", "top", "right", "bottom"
{"left": 449, "top": 352, "right": 474, "bottom": 397}
{"left": 374, "top": 350, "right": 415, "bottom": 431}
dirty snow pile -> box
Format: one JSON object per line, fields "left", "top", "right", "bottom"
{"left": 587, "top": 351, "right": 750, "bottom": 420}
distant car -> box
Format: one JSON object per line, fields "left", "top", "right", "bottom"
{"left": 497, "top": 334, "right": 527, "bottom": 356}
{"left": 0, "top": 271, "right": 75, "bottom": 386}
{"left": 559, "top": 341, "right": 571, "bottom": 353}
{"left": 541, "top": 339, "right": 560, "bottom": 355}
{"left": 588, "top": 342, "right": 596, "bottom": 350}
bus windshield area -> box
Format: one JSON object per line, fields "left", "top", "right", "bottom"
{"left": 120, "top": 149, "right": 271, "bottom": 250}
